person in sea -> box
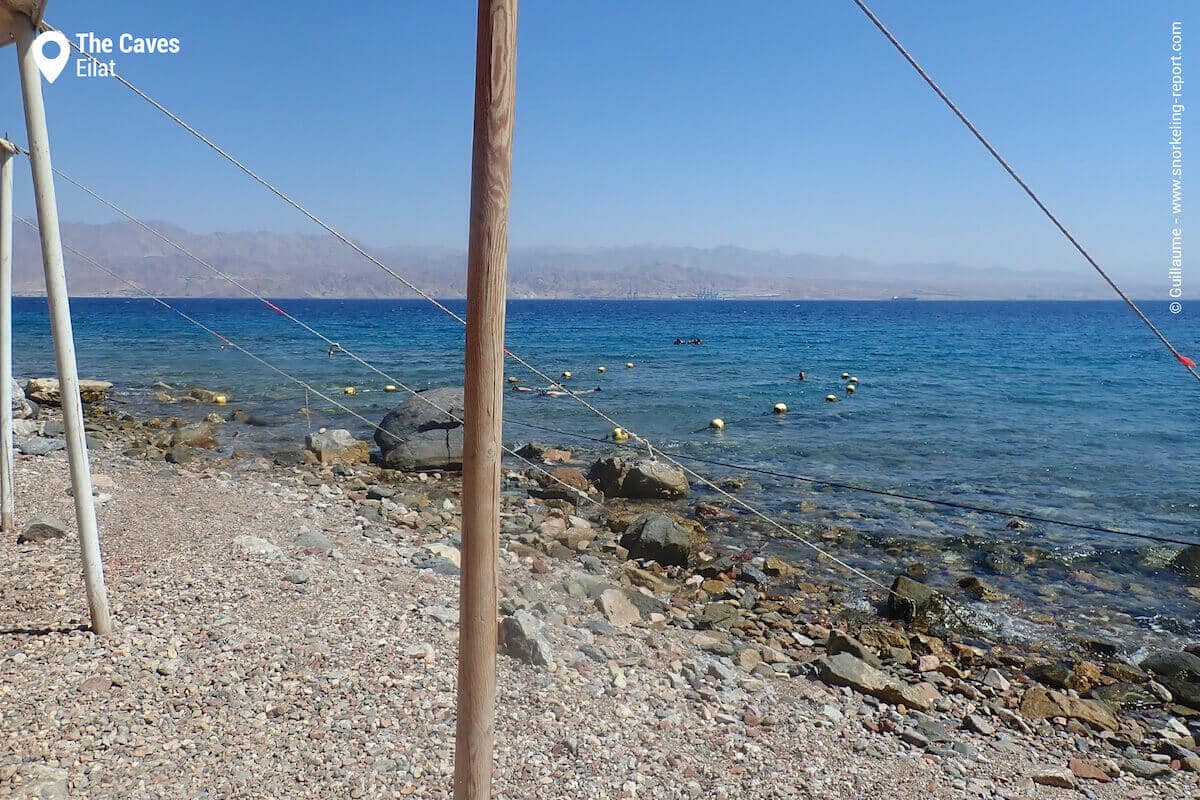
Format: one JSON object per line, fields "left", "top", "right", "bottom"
{"left": 798, "top": 371, "right": 806, "bottom": 381}
{"left": 674, "top": 338, "right": 684, "bottom": 345}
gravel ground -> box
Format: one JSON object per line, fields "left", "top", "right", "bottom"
{"left": 1, "top": 446, "right": 1197, "bottom": 799}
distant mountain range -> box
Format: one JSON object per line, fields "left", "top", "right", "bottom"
{"left": 10, "top": 221, "right": 1144, "bottom": 300}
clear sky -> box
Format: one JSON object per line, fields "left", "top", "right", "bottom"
{"left": 0, "top": 1, "right": 1194, "bottom": 281}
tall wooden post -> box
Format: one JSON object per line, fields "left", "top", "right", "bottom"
{"left": 454, "top": 1, "right": 518, "bottom": 798}
{"left": 15, "top": 18, "right": 113, "bottom": 636}
{"left": 0, "top": 139, "right": 14, "bottom": 536}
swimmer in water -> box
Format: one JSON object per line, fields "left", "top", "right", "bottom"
{"left": 798, "top": 371, "right": 806, "bottom": 381}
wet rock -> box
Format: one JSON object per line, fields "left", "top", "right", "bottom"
{"left": 25, "top": 377, "right": 112, "bottom": 406}
{"left": 887, "top": 575, "right": 941, "bottom": 624}
{"left": 1141, "top": 650, "right": 1200, "bottom": 709}
{"left": 305, "top": 429, "right": 370, "bottom": 465}
{"left": 375, "top": 387, "right": 464, "bottom": 471}
{"left": 619, "top": 513, "right": 699, "bottom": 567}
{"left": 17, "top": 514, "right": 67, "bottom": 544}
{"left": 1088, "top": 682, "right": 1159, "bottom": 709}
{"left": 1172, "top": 545, "right": 1200, "bottom": 576}
{"left": 957, "top": 575, "right": 1005, "bottom": 601}
{"left": 499, "top": 610, "right": 553, "bottom": 667}
{"left": 588, "top": 456, "right": 688, "bottom": 500}
{"left": 1027, "top": 660, "right": 1072, "bottom": 690}
{"left": 736, "top": 564, "right": 768, "bottom": 586}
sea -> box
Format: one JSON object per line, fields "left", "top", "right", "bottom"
{"left": 12, "top": 297, "right": 1200, "bottom": 654}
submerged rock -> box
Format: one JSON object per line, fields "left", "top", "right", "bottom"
{"left": 375, "top": 387, "right": 464, "bottom": 471}
{"left": 1171, "top": 545, "right": 1200, "bottom": 576}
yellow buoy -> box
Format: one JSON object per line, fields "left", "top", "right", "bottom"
{"left": 507, "top": 376, "right": 519, "bottom": 384}
{"left": 561, "top": 371, "right": 572, "bottom": 379}
{"left": 849, "top": 376, "right": 859, "bottom": 384}
{"left": 845, "top": 384, "right": 856, "bottom": 394}
{"left": 841, "top": 372, "right": 850, "bottom": 379}
{"left": 626, "top": 362, "right": 635, "bottom": 369}
{"left": 214, "top": 394, "right": 228, "bottom": 405}
{"left": 773, "top": 403, "right": 788, "bottom": 414}
{"left": 598, "top": 366, "right": 607, "bottom": 373}
{"left": 612, "top": 427, "right": 630, "bottom": 442}
{"left": 826, "top": 394, "right": 837, "bottom": 402}
{"left": 344, "top": 386, "right": 357, "bottom": 396}
{"left": 385, "top": 384, "right": 397, "bottom": 393}
{"left": 709, "top": 418, "right": 725, "bottom": 430}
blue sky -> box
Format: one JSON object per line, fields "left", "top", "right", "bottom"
{"left": 0, "top": 1, "right": 1194, "bottom": 281}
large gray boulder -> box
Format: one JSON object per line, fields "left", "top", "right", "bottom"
{"left": 588, "top": 455, "right": 688, "bottom": 500}
{"left": 375, "top": 387, "right": 464, "bottom": 471}
{"left": 619, "top": 513, "right": 698, "bottom": 567}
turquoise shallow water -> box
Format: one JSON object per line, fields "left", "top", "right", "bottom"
{"left": 11, "top": 297, "right": 1200, "bottom": 650}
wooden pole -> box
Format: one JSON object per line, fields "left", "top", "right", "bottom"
{"left": 0, "top": 139, "right": 14, "bottom": 536}
{"left": 15, "top": 19, "right": 113, "bottom": 636}
{"left": 454, "top": 1, "right": 518, "bottom": 798}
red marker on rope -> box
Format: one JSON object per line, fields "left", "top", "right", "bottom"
{"left": 1178, "top": 353, "right": 1197, "bottom": 369}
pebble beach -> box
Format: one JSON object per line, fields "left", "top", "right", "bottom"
{"left": 2, "top": 388, "right": 1200, "bottom": 799}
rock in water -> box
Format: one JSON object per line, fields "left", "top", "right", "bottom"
{"left": 24, "top": 377, "right": 113, "bottom": 406}
{"left": 305, "top": 428, "right": 370, "bottom": 465}
{"left": 1171, "top": 545, "right": 1200, "bottom": 576}
{"left": 588, "top": 456, "right": 689, "bottom": 500}
{"left": 17, "top": 514, "right": 67, "bottom": 544}
{"left": 619, "top": 513, "right": 700, "bottom": 567}
{"left": 499, "top": 610, "right": 553, "bottom": 667}
{"left": 1140, "top": 649, "right": 1200, "bottom": 708}
{"left": 887, "top": 575, "right": 942, "bottom": 624}
{"left": 375, "top": 387, "right": 464, "bottom": 471}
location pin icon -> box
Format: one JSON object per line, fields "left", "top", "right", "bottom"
{"left": 32, "top": 31, "right": 70, "bottom": 83}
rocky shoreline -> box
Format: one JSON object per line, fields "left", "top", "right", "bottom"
{"left": 2, "top": 381, "right": 1199, "bottom": 798}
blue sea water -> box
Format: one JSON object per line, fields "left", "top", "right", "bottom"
{"left": 12, "top": 297, "right": 1200, "bottom": 649}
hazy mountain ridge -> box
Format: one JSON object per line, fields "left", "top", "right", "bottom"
{"left": 10, "top": 222, "right": 1139, "bottom": 300}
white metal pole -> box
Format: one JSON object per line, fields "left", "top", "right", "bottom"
{"left": 0, "top": 140, "right": 14, "bottom": 536}
{"left": 15, "top": 20, "right": 112, "bottom": 635}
